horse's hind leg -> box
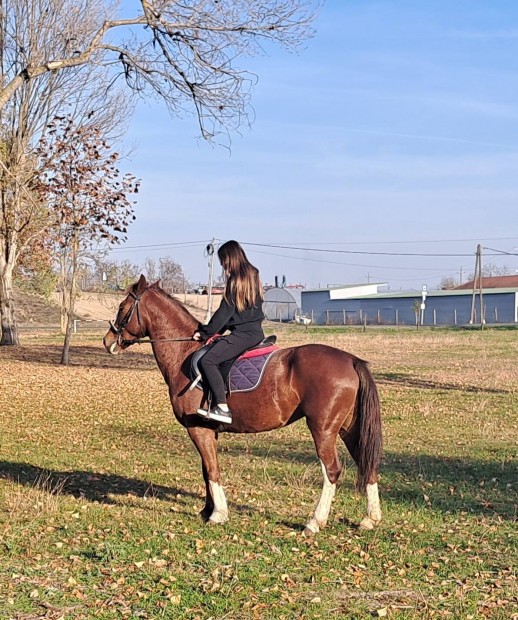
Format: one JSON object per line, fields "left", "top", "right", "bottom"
{"left": 304, "top": 427, "right": 343, "bottom": 536}
{"left": 340, "top": 429, "right": 382, "bottom": 530}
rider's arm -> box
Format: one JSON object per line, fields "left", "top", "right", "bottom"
{"left": 197, "top": 295, "right": 235, "bottom": 340}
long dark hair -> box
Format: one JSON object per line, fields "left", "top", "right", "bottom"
{"left": 218, "top": 240, "right": 263, "bottom": 312}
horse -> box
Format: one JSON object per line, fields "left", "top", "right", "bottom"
{"left": 103, "top": 276, "right": 383, "bottom": 535}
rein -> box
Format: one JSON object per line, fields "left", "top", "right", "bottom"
{"left": 124, "top": 336, "right": 194, "bottom": 345}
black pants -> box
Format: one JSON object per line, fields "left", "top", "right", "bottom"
{"left": 199, "top": 329, "right": 264, "bottom": 405}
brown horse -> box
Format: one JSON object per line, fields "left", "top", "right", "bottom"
{"left": 103, "top": 276, "right": 383, "bottom": 534}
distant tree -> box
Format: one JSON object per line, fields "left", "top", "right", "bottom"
{"left": 37, "top": 116, "right": 139, "bottom": 364}
{"left": 158, "top": 257, "right": 189, "bottom": 295}
{"left": 439, "top": 276, "right": 458, "bottom": 290}
{"left": 411, "top": 299, "right": 421, "bottom": 329}
{"left": 117, "top": 260, "right": 143, "bottom": 290}
{"left": 144, "top": 258, "right": 159, "bottom": 284}
{"left": 467, "top": 263, "right": 510, "bottom": 280}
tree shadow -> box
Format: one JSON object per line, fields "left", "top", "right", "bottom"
{"left": 376, "top": 371, "right": 510, "bottom": 394}
{"left": 0, "top": 344, "right": 156, "bottom": 370}
{"left": 381, "top": 451, "right": 516, "bottom": 520}
{"left": 0, "top": 460, "right": 196, "bottom": 506}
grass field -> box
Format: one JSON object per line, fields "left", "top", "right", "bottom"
{"left": 0, "top": 325, "right": 516, "bottom": 619}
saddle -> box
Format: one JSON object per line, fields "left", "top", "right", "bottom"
{"left": 189, "top": 335, "right": 278, "bottom": 394}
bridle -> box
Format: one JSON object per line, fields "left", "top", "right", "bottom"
{"left": 108, "top": 289, "right": 193, "bottom": 348}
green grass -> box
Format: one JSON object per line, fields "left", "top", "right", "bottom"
{"left": 0, "top": 328, "right": 516, "bottom": 619}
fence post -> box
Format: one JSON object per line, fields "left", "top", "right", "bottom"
{"left": 454, "top": 309, "right": 457, "bottom": 325}
{"left": 73, "top": 320, "right": 79, "bottom": 333}
{"left": 377, "top": 309, "right": 380, "bottom": 324}
{"left": 343, "top": 309, "right": 346, "bottom": 325}
{"left": 363, "top": 312, "right": 367, "bottom": 332}
{"left": 326, "top": 310, "right": 329, "bottom": 326}
{"left": 494, "top": 307, "right": 498, "bottom": 323}
{"left": 395, "top": 309, "right": 399, "bottom": 327}
{"left": 433, "top": 309, "right": 436, "bottom": 326}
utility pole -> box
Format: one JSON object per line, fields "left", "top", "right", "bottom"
{"left": 470, "top": 244, "right": 484, "bottom": 328}
{"left": 205, "top": 238, "right": 217, "bottom": 322}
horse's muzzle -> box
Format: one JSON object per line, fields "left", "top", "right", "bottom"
{"left": 103, "top": 331, "right": 121, "bottom": 355}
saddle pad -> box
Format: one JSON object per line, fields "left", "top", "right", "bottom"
{"left": 229, "top": 351, "right": 277, "bottom": 393}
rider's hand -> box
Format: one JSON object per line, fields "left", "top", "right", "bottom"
{"left": 192, "top": 332, "right": 202, "bottom": 341}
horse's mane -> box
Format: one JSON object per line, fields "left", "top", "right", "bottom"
{"left": 149, "top": 282, "right": 198, "bottom": 322}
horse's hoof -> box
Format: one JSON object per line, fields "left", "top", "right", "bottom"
{"left": 303, "top": 527, "right": 316, "bottom": 537}
{"left": 199, "top": 510, "right": 212, "bottom": 522}
{"left": 207, "top": 517, "right": 227, "bottom": 526}
{"left": 359, "top": 516, "right": 381, "bottom": 530}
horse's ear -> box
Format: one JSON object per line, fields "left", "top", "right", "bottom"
{"left": 150, "top": 279, "right": 161, "bottom": 289}
{"left": 136, "top": 274, "right": 148, "bottom": 294}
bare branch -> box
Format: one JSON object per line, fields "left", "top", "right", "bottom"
{"left": 0, "top": 0, "right": 318, "bottom": 141}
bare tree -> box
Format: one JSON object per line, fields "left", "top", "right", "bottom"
{"left": 0, "top": 0, "right": 316, "bottom": 141}
{"left": 144, "top": 257, "right": 159, "bottom": 283}
{"left": 468, "top": 263, "right": 510, "bottom": 279}
{"left": 439, "top": 276, "right": 458, "bottom": 290}
{"left": 0, "top": 0, "right": 132, "bottom": 344}
{"left": 158, "top": 256, "right": 189, "bottom": 294}
{"left": 37, "top": 116, "right": 139, "bottom": 364}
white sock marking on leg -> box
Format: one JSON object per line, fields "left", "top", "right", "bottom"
{"left": 306, "top": 460, "right": 336, "bottom": 533}
{"left": 208, "top": 480, "right": 228, "bottom": 523}
{"left": 366, "top": 482, "right": 381, "bottom": 522}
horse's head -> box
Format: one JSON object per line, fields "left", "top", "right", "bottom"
{"left": 103, "top": 274, "right": 150, "bottom": 355}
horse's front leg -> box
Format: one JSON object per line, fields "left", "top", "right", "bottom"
{"left": 187, "top": 425, "right": 229, "bottom": 525}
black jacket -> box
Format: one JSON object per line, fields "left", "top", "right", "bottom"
{"left": 197, "top": 289, "right": 264, "bottom": 340}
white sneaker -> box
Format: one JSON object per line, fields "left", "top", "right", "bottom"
{"left": 207, "top": 406, "right": 232, "bottom": 424}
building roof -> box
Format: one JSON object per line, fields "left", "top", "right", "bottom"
{"left": 347, "top": 287, "right": 518, "bottom": 300}
{"left": 454, "top": 275, "right": 518, "bottom": 290}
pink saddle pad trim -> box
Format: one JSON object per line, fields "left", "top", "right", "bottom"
{"left": 238, "top": 345, "right": 279, "bottom": 360}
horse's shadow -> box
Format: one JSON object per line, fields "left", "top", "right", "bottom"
{"left": 0, "top": 460, "right": 194, "bottom": 506}
{"left": 0, "top": 451, "right": 515, "bottom": 524}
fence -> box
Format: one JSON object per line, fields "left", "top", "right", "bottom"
{"left": 314, "top": 304, "right": 515, "bottom": 327}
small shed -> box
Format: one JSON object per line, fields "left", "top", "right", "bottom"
{"left": 263, "top": 287, "right": 302, "bottom": 322}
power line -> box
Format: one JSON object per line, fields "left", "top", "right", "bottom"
{"left": 105, "top": 237, "right": 518, "bottom": 256}
{"left": 247, "top": 248, "right": 458, "bottom": 272}
{"left": 109, "top": 240, "right": 209, "bottom": 251}
{"left": 241, "top": 241, "right": 505, "bottom": 258}
{"left": 482, "top": 246, "right": 518, "bottom": 256}
{"left": 251, "top": 237, "right": 518, "bottom": 246}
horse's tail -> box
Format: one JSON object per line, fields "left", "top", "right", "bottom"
{"left": 353, "top": 358, "right": 383, "bottom": 493}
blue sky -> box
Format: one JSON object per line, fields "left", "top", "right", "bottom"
{"left": 111, "top": 0, "right": 518, "bottom": 290}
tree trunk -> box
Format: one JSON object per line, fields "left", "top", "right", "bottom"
{"left": 0, "top": 266, "right": 19, "bottom": 346}
{"left": 0, "top": 244, "right": 20, "bottom": 346}
{"left": 60, "top": 229, "right": 79, "bottom": 365}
